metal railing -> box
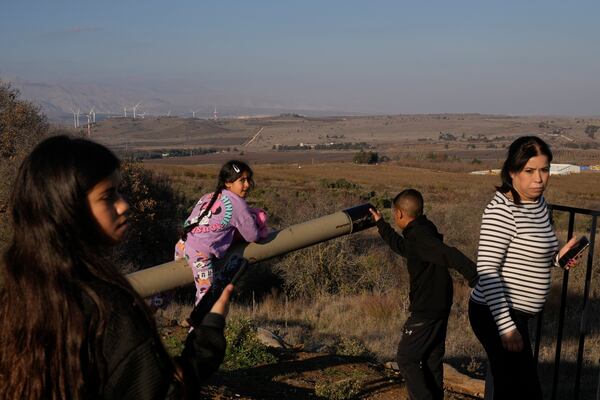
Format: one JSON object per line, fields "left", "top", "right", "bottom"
{"left": 532, "top": 204, "right": 599, "bottom": 400}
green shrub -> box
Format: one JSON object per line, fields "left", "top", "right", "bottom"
{"left": 161, "top": 332, "right": 186, "bottom": 357}
{"left": 319, "top": 178, "right": 360, "bottom": 190}
{"left": 223, "top": 317, "right": 278, "bottom": 370}
{"left": 335, "top": 336, "right": 373, "bottom": 359}
{"left": 314, "top": 377, "right": 362, "bottom": 400}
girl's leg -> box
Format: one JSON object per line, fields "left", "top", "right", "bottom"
{"left": 183, "top": 246, "right": 214, "bottom": 305}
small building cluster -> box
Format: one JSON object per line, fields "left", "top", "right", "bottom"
{"left": 471, "top": 164, "right": 600, "bottom": 176}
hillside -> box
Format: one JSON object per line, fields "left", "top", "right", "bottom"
{"left": 78, "top": 114, "right": 600, "bottom": 168}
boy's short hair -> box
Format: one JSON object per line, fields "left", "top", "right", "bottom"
{"left": 393, "top": 189, "right": 424, "bottom": 218}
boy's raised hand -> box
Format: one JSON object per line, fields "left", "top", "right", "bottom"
{"left": 369, "top": 208, "right": 382, "bottom": 222}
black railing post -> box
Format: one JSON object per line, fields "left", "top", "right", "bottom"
{"left": 575, "top": 215, "right": 597, "bottom": 399}
{"left": 551, "top": 211, "right": 575, "bottom": 400}
{"left": 548, "top": 204, "right": 600, "bottom": 399}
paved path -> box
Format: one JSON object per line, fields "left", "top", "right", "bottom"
{"left": 244, "top": 126, "right": 264, "bottom": 147}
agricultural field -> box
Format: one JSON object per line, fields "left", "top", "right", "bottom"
{"left": 89, "top": 113, "right": 600, "bottom": 170}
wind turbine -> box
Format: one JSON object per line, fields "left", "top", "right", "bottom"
{"left": 89, "top": 107, "right": 96, "bottom": 124}
{"left": 213, "top": 106, "right": 218, "bottom": 120}
{"left": 191, "top": 109, "right": 201, "bottom": 119}
{"left": 85, "top": 114, "right": 92, "bottom": 136}
{"left": 123, "top": 105, "right": 128, "bottom": 118}
{"left": 71, "top": 109, "right": 79, "bottom": 128}
{"left": 76, "top": 109, "right": 81, "bottom": 128}
{"left": 132, "top": 102, "right": 142, "bottom": 119}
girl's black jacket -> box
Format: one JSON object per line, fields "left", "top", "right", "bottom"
{"left": 82, "top": 283, "right": 226, "bottom": 399}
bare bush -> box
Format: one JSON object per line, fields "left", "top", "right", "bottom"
{"left": 111, "top": 161, "right": 187, "bottom": 272}
{"left": 0, "top": 81, "right": 49, "bottom": 250}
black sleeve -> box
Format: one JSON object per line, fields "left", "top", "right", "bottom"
{"left": 413, "top": 230, "right": 479, "bottom": 287}
{"left": 376, "top": 219, "right": 408, "bottom": 256}
{"left": 100, "top": 303, "right": 174, "bottom": 400}
{"left": 177, "top": 312, "right": 227, "bottom": 395}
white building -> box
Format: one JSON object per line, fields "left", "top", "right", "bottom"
{"left": 550, "top": 164, "right": 581, "bottom": 175}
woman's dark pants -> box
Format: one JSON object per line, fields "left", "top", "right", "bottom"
{"left": 469, "top": 300, "right": 543, "bottom": 400}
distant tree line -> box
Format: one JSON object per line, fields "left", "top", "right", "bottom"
{"left": 123, "top": 147, "right": 218, "bottom": 160}
{"left": 564, "top": 142, "right": 600, "bottom": 150}
{"left": 316, "top": 142, "right": 371, "bottom": 150}
{"left": 274, "top": 142, "right": 371, "bottom": 151}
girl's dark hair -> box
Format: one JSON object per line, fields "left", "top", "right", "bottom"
{"left": 182, "top": 160, "right": 254, "bottom": 239}
{"left": 496, "top": 136, "right": 553, "bottom": 204}
{"left": 0, "top": 135, "right": 166, "bottom": 399}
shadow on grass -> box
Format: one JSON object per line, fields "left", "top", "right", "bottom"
{"left": 207, "top": 352, "right": 401, "bottom": 399}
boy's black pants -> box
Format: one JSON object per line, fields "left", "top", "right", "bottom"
{"left": 396, "top": 315, "right": 448, "bottom": 400}
{"left": 468, "top": 300, "right": 542, "bottom": 400}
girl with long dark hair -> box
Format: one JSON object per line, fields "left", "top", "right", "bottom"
{"left": 175, "top": 160, "right": 268, "bottom": 305}
{"left": 0, "top": 135, "right": 231, "bottom": 399}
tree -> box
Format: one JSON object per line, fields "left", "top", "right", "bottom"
{"left": 111, "top": 161, "right": 187, "bottom": 272}
{"left": 0, "top": 80, "right": 49, "bottom": 249}
{"left": 585, "top": 125, "right": 599, "bottom": 139}
{"left": 353, "top": 150, "right": 379, "bottom": 164}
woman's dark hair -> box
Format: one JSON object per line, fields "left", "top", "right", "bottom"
{"left": 0, "top": 135, "right": 166, "bottom": 399}
{"left": 182, "top": 160, "right": 253, "bottom": 239}
{"left": 496, "top": 136, "right": 553, "bottom": 204}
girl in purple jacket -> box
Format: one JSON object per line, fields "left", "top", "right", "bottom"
{"left": 175, "top": 160, "right": 268, "bottom": 304}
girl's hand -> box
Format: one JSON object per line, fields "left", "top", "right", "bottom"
{"left": 501, "top": 328, "right": 523, "bottom": 352}
{"left": 209, "top": 284, "right": 234, "bottom": 318}
{"left": 369, "top": 208, "right": 382, "bottom": 222}
{"left": 250, "top": 207, "right": 270, "bottom": 239}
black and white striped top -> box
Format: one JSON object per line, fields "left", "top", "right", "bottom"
{"left": 470, "top": 191, "right": 559, "bottom": 335}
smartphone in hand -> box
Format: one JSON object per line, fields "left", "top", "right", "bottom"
{"left": 558, "top": 236, "right": 590, "bottom": 269}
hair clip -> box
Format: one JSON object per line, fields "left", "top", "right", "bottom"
{"left": 232, "top": 163, "right": 240, "bottom": 173}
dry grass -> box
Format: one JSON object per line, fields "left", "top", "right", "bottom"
{"left": 149, "top": 160, "right": 600, "bottom": 397}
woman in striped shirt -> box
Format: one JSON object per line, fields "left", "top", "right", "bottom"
{"left": 469, "top": 136, "right": 577, "bottom": 399}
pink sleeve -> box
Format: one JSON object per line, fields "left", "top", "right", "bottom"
{"left": 249, "top": 208, "right": 270, "bottom": 239}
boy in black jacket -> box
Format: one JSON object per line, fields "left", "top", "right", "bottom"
{"left": 369, "top": 189, "right": 478, "bottom": 400}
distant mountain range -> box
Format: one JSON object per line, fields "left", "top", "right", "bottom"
{"left": 7, "top": 78, "right": 359, "bottom": 124}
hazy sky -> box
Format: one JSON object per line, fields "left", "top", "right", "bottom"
{"left": 2, "top": 0, "right": 600, "bottom": 115}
